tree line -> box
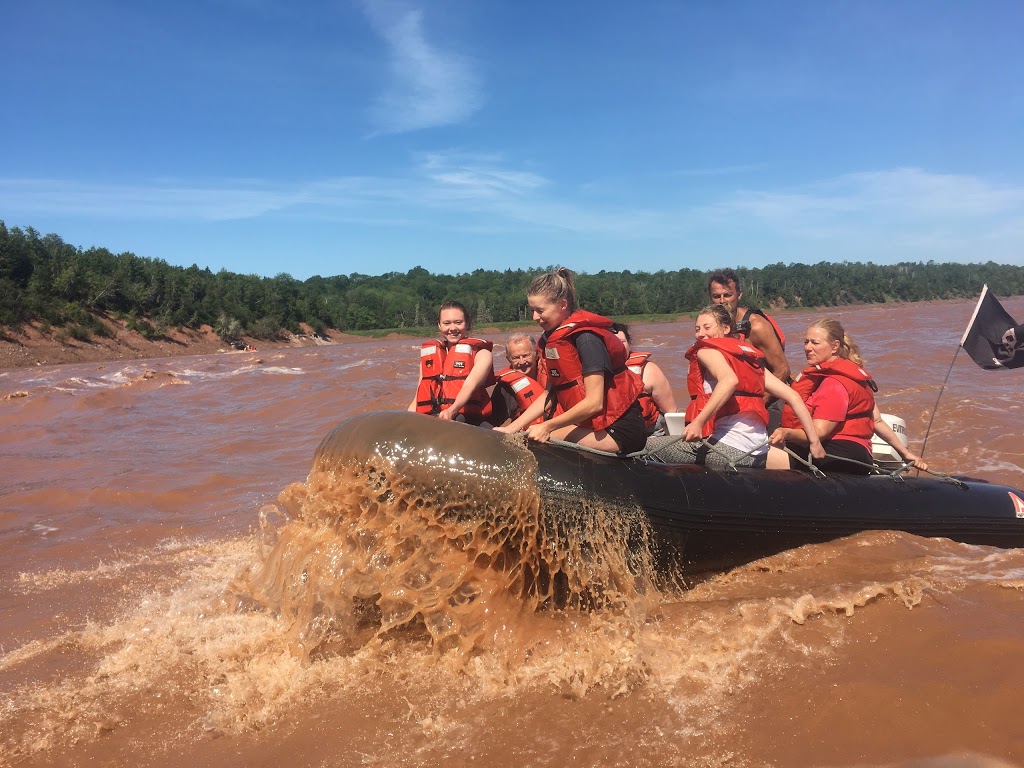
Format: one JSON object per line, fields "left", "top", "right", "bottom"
{"left": 3, "top": 220, "right": 1024, "bottom": 342}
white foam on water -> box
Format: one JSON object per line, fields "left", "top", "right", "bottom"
{"left": 253, "top": 366, "right": 305, "bottom": 376}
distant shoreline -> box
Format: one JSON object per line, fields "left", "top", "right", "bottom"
{"left": 1, "top": 295, "right": 1012, "bottom": 372}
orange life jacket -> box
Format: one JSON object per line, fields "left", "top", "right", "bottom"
{"left": 493, "top": 367, "right": 546, "bottom": 425}
{"left": 415, "top": 337, "right": 495, "bottom": 425}
{"left": 537, "top": 310, "right": 643, "bottom": 431}
{"left": 684, "top": 337, "right": 768, "bottom": 438}
{"left": 780, "top": 358, "right": 877, "bottom": 442}
{"left": 626, "top": 351, "right": 661, "bottom": 428}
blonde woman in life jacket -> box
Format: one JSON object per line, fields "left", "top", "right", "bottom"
{"left": 495, "top": 267, "right": 646, "bottom": 454}
{"left": 767, "top": 318, "right": 927, "bottom": 473}
{"left": 647, "top": 305, "right": 823, "bottom": 468}
{"left": 408, "top": 300, "right": 495, "bottom": 425}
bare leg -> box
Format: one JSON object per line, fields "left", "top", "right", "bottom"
{"left": 552, "top": 424, "right": 622, "bottom": 452}
{"left": 766, "top": 445, "right": 792, "bottom": 470}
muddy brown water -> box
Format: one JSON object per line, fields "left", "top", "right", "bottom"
{"left": 2, "top": 298, "right": 1023, "bottom": 767}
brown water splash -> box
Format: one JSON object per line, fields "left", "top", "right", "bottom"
{"left": 233, "top": 411, "right": 660, "bottom": 659}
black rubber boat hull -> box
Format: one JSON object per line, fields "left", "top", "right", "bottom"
{"left": 530, "top": 440, "right": 1024, "bottom": 575}
{"left": 314, "top": 412, "right": 1024, "bottom": 579}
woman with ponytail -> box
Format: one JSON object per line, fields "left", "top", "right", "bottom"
{"left": 768, "top": 318, "right": 880, "bottom": 473}
{"left": 495, "top": 267, "right": 646, "bottom": 454}
{"left": 769, "top": 318, "right": 928, "bottom": 472}
{"left": 654, "top": 304, "right": 822, "bottom": 467}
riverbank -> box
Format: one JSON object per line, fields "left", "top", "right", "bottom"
{"left": 0, "top": 316, "right": 608, "bottom": 371}
{"left": 0, "top": 318, "right": 376, "bottom": 371}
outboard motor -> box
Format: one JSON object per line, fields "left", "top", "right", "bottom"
{"left": 870, "top": 413, "right": 909, "bottom": 468}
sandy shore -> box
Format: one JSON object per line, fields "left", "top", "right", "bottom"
{"left": 0, "top": 318, "right": 374, "bottom": 371}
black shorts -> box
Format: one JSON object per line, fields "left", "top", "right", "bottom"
{"left": 604, "top": 401, "right": 647, "bottom": 455}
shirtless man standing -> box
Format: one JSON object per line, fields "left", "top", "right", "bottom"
{"left": 707, "top": 268, "right": 791, "bottom": 385}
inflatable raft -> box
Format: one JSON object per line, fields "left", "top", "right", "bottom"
{"left": 531, "top": 438, "right": 1024, "bottom": 576}
{"left": 315, "top": 411, "right": 1024, "bottom": 580}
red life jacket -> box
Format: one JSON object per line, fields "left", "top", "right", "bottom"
{"left": 415, "top": 337, "right": 495, "bottom": 424}
{"left": 626, "top": 351, "right": 660, "bottom": 428}
{"left": 537, "top": 310, "right": 644, "bottom": 431}
{"left": 493, "top": 367, "right": 546, "bottom": 425}
{"left": 684, "top": 337, "right": 768, "bottom": 438}
{"left": 780, "top": 358, "right": 877, "bottom": 441}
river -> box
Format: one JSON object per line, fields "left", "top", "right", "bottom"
{"left": 2, "top": 297, "right": 1023, "bottom": 767}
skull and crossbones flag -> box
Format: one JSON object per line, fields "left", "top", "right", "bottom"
{"left": 961, "top": 285, "right": 1024, "bottom": 370}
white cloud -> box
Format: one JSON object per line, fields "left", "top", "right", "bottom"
{"left": 0, "top": 179, "right": 298, "bottom": 221}
{"left": 359, "top": 0, "right": 481, "bottom": 133}
{"left": 845, "top": 168, "right": 1024, "bottom": 217}
{"left": 715, "top": 168, "right": 1024, "bottom": 226}
{"left": 680, "top": 167, "right": 1024, "bottom": 264}
{"left": 417, "top": 151, "right": 547, "bottom": 199}
{"left": 3, "top": 166, "right": 1024, "bottom": 265}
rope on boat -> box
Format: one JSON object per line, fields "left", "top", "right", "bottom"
{"left": 637, "top": 436, "right": 767, "bottom": 472}
{"left": 915, "top": 466, "right": 970, "bottom": 490}
{"left": 546, "top": 437, "right": 625, "bottom": 457}
{"left": 782, "top": 445, "right": 907, "bottom": 480}
{"left": 543, "top": 436, "right": 970, "bottom": 489}
{"left": 716, "top": 437, "right": 770, "bottom": 472}
{"left": 552, "top": 435, "right": 787, "bottom": 474}
{"left": 548, "top": 435, "right": 753, "bottom": 470}
{"left": 779, "top": 447, "right": 970, "bottom": 489}
{"left": 780, "top": 446, "right": 828, "bottom": 479}
{"left": 627, "top": 435, "right": 685, "bottom": 461}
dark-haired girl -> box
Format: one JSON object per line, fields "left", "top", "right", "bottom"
{"left": 408, "top": 300, "right": 495, "bottom": 424}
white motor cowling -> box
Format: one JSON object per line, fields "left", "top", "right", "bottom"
{"left": 870, "top": 413, "right": 908, "bottom": 467}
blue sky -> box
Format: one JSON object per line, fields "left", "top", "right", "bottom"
{"left": 3, "top": 0, "right": 1023, "bottom": 279}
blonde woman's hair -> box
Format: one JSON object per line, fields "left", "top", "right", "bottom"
{"left": 696, "top": 304, "right": 736, "bottom": 336}
{"left": 528, "top": 267, "right": 577, "bottom": 312}
{"left": 809, "top": 318, "right": 865, "bottom": 366}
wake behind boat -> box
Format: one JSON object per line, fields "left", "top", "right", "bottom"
{"left": 313, "top": 411, "right": 1024, "bottom": 582}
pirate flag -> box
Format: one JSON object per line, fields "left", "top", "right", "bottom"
{"left": 961, "top": 285, "right": 1024, "bottom": 370}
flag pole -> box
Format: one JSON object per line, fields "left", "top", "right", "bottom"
{"left": 918, "top": 348, "right": 960, "bottom": 463}
{"left": 920, "top": 285, "right": 989, "bottom": 461}
{"left": 960, "top": 284, "right": 990, "bottom": 346}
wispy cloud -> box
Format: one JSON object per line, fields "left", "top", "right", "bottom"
{"left": 0, "top": 178, "right": 298, "bottom": 220}
{"left": 408, "top": 151, "right": 663, "bottom": 235}
{"left": 3, "top": 165, "right": 1024, "bottom": 262}
{"left": 687, "top": 167, "right": 1024, "bottom": 262}
{"left": 717, "top": 168, "right": 1024, "bottom": 224}
{"left": 0, "top": 153, "right": 659, "bottom": 238}
{"left": 359, "top": 0, "right": 481, "bottom": 134}
{"left": 417, "top": 151, "right": 546, "bottom": 199}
